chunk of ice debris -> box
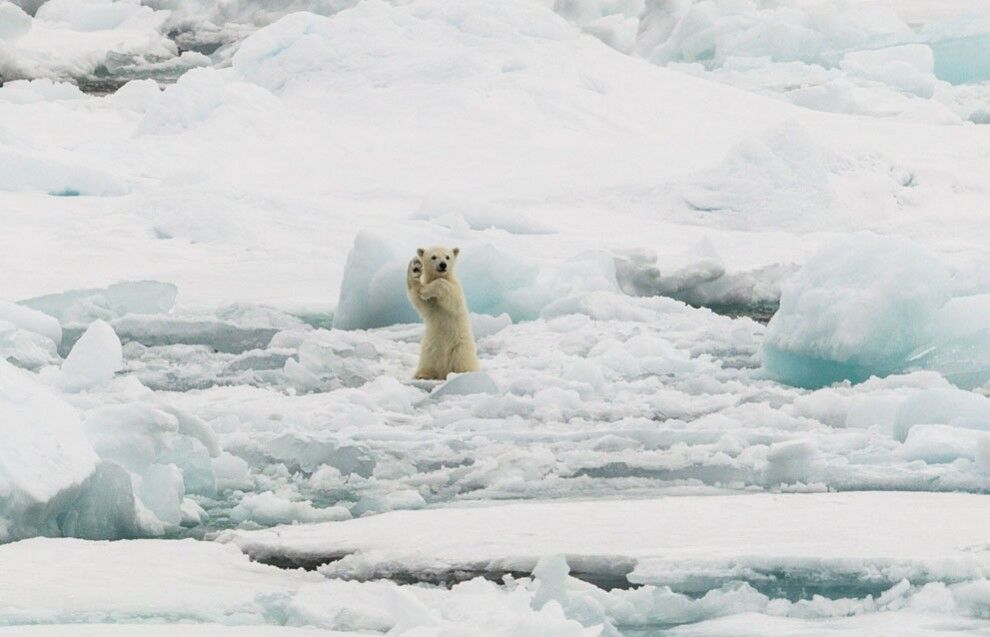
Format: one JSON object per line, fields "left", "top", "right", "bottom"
{"left": 762, "top": 233, "right": 951, "bottom": 388}
{"left": 60, "top": 320, "right": 123, "bottom": 392}
{"left": 0, "top": 299, "right": 62, "bottom": 344}
{"left": 230, "top": 491, "right": 351, "bottom": 526}
{"left": 431, "top": 371, "right": 499, "bottom": 398}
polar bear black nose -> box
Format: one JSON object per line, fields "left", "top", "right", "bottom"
{"left": 437, "top": 261, "right": 447, "bottom": 272}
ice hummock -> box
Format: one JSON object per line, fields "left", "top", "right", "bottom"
{"left": 762, "top": 233, "right": 952, "bottom": 388}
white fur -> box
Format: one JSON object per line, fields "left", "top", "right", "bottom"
{"left": 407, "top": 245, "right": 479, "bottom": 380}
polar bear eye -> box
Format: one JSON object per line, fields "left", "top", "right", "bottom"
{"left": 431, "top": 256, "right": 437, "bottom": 260}
{"left": 445, "top": 256, "right": 450, "bottom": 260}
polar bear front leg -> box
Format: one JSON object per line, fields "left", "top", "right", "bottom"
{"left": 407, "top": 257, "right": 429, "bottom": 316}
{"left": 419, "top": 279, "right": 454, "bottom": 304}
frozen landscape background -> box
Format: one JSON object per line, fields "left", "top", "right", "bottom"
{"left": 2, "top": 0, "right": 990, "bottom": 634}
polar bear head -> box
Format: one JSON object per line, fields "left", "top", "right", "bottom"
{"left": 417, "top": 245, "right": 460, "bottom": 281}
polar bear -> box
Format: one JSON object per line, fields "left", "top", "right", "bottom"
{"left": 407, "top": 246, "right": 479, "bottom": 380}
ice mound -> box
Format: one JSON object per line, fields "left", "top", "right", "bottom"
{"left": 332, "top": 229, "right": 619, "bottom": 330}
{"left": 60, "top": 320, "right": 123, "bottom": 392}
{"left": 681, "top": 122, "right": 837, "bottom": 223}
{"left": 763, "top": 233, "right": 951, "bottom": 388}
{"left": 0, "top": 2, "right": 31, "bottom": 40}
{"left": 0, "top": 359, "right": 98, "bottom": 541}
{"left": 21, "top": 280, "right": 178, "bottom": 326}
{"left": 231, "top": 2, "right": 573, "bottom": 93}
{"left": 0, "top": 78, "right": 86, "bottom": 103}
{"left": 411, "top": 197, "right": 556, "bottom": 235}
{"left": 0, "top": 147, "right": 133, "bottom": 196}
{"left": 137, "top": 67, "right": 278, "bottom": 136}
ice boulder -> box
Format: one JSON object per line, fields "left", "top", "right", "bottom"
{"left": 0, "top": 359, "right": 97, "bottom": 541}
{"left": 60, "top": 320, "right": 123, "bottom": 392}
{"left": 762, "top": 233, "right": 952, "bottom": 388}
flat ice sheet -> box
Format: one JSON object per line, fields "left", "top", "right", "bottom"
{"left": 222, "top": 492, "right": 990, "bottom": 583}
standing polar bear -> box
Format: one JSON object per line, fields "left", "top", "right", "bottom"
{"left": 407, "top": 246, "right": 479, "bottom": 380}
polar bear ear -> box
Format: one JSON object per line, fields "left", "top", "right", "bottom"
{"left": 452, "top": 247, "right": 460, "bottom": 257}
{"left": 417, "top": 248, "right": 425, "bottom": 257}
